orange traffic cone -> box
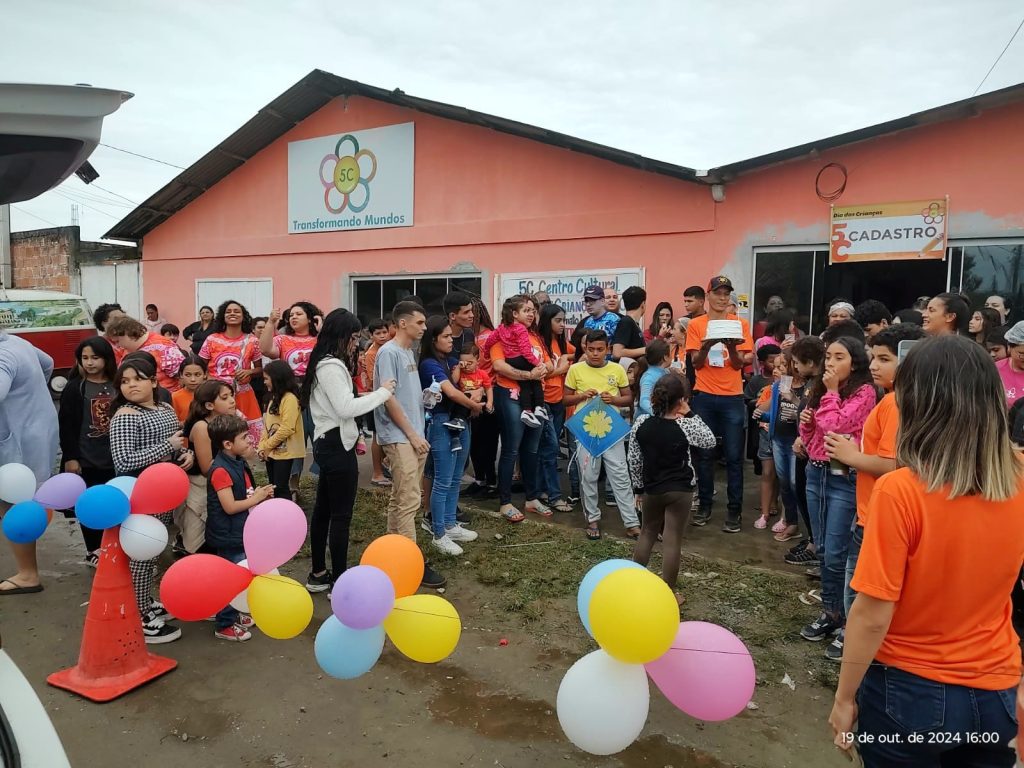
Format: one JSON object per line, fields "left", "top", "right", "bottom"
{"left": 48, "top": 527, "right": 176, "bottom": 702}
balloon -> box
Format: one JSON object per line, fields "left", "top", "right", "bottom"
{"left": 382, "top": 594, "right": 461, "bottom": 663}
{"left": 130, "top": 463, "right": 189, "bottom": 515}
{"left": 0, "top": 463, "right": 38, "bottom": 505}
{"left": 118, "top": 514, "right": 169, "bottom": 560}
{"left": 242, "top": 499, "right": 307, "bottom": 575}
{"left": 248, "top": 574, "right": 314, "bottom": 639}
{"left": 75, "top": 485, "right": 131, "bottom": 530}
{"left": 646, "top": 622, "right": 756, "bottom": 722}
{"left": 34, "top": 472, "right": 86, "bottom": 509}
{"left": 1, "top": 500, "right": 48, "bottom": 543}
{"left": 314, "top": 615, "right": 385, "bottom": 679}
{"left": 159, "top": 554, "right": 254, "bottom": 621}
{"left": 331, "top": 565, "right": 395, "bottom": 629}
{"left": 577, "top": 559, "right": 645, "bottom": 636}
{"left": 359, "top": 534, "right": 424, "bottom": 598}
{"left": 105, "top": 476, "right": 137, "bottom": 498}
{"left": 557, "top": 650, "right": 650, "bottom": 755}
{"left": 590, "top": 568, "right": 679, "bottom": 664}
{"left": 229, "top": 559, "right": 278, "bottom": 613}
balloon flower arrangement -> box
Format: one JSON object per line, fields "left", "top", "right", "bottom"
{"left": 0, "top": 462, "right": 191, "bottom": 556}
{"left": 314, "top": 534, "right": 461, "bottom": 679}
{"left": 558, "top": 559, "right": 757, "bottom": 756}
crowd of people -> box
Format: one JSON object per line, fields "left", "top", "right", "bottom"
{"left": 2, "top": 279, "right": 1024, "bottom": 764}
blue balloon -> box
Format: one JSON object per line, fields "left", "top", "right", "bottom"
{"left": 105, "top": 476, "right": 137, "bottom": 499}
{"left": 75, "top": 485, "right": 130, "bottom": 530}
{"left": 577, "top": 559, "right": 646, "bottom": 637}
{"left": 1, "top": 501, "right": 48, "bottom": 544}
{"left": 314, "top": 615, "right": 385, "bottom": 680}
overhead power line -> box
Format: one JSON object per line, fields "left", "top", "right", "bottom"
{"left": 53, "top": 190, "right": 120, "bottom": 219}
{"left": 973, "top": 14, "right": 1024, "bottom": 95}
{"left": 10, "top": 205, "right": 61, "bottom": 228}
{"left": 98, "top": 142, "right": 187, "bottom": 170}
{"left": 87, "top": 183, "right": 139, "bottom": 206}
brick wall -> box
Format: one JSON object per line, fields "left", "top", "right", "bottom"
{"left": 9, "top": 226, "right": 80, "bottom": 292}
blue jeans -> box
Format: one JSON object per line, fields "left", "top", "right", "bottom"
{"left": 857, "top": 663, "right": 1017, "bottom": 767}
{"left": 291, "top": 406, "right": 319, "bottom": 478}
{"left": 427, "top": 415, "right": 470, "bottom": 538}
{"left": 538, "top": 401, "right": 567, "bottom": 501}
{"left": 691, "top": 392, "right": 745, "bottom": 515}
{"left": 845, "top": 523, "right": 863, "bottom": 617}
{"left": 565, "top": 427, "right": 581, "bottom": 498}
{"left": 771, "top": 434, "right": 800, "bottom": 526}
{"left": 806, "top": 462, "right": 857, "bottom": 618}
{"left": 495, "top": 386, "right": 541, "bottom": 506}
{"left": 215, "top": 545, "right": 246, "bottom": 629}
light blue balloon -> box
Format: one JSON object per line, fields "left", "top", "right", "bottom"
{"left": 105, "top": 476, "right": 137, "bottom": 499}
{"left": 75, "top": 485, "right": 130, "bottom": 530}
{"left": 577, "top": 559, "right": 645, "bottom": 637}
{"left": 1, "top": 501, "right": 48, "bottom": 543}
{"left": 314, "top": 615, "right": 385, "bottom": 680}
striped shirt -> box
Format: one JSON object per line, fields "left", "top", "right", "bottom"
{"left": 110, "top": 403, "right": 183, "bottom": 476}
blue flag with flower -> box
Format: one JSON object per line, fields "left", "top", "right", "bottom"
{"left": 565, "top": 397, "right": 630, "bottom": 459}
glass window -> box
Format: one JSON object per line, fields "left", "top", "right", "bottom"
{"left": 417, "top": 278, "right": 448, "bottom": 318}
{"left": 353, "top": 281, "right": 381, "bottom": 328}
{"left": 353, "top": 275, "right": 483, "bottom": 325}
{"left": 381, "top": 279, "right": 416, "bottom": 320}
{"left": 753, "top": 251, "right": 817, "bottom": 335}
{"left": 959, "top": 243, "right": 1024, "bottom": 324}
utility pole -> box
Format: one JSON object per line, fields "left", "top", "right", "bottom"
{"left": 0, "top": 204, "right": 11, "bottom": 290}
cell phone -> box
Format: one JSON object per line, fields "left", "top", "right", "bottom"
{"left": 897, "top": 339, "right": 920, "bottom": 364}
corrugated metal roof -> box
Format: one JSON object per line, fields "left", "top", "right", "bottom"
{"left": 104, "top": 69, "right": 702, "bottom": 241}
{"left": 105, "top": 70, "right": 1024, "bottom": 241}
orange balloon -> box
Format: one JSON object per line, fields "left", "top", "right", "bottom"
{"left": 359, "top": 534, "right": 424, "bottom": 598}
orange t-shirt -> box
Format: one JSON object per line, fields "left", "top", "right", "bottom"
{"left": 685, "top": 314, "right": 753, "bottom": 396}
{"left": 273, "top": 334, "right": 316, "bottom": 378}
{"left": 851, "top": 467, "right": 1024, "bottom": 690}
{"left": 364, "top": 343, "right": 381, "bottom": 390}
{"left": 172, "top": 388, "right": 194, "bottom": 424}
{"left": 855, "top": 392, "right": 899, "bottom": 527}
{"left": 542, "top": 337, "right": 576, "bottom": 404}
{"left": 489, "top": 332, "right": 550, "bottom": 391}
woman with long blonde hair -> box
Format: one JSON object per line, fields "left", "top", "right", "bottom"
{"left": 829, "top": 335, "right": 1024, "bottom": 766}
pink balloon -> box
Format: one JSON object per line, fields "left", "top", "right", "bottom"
{"left": 242, "top": 499, "right": 308, "bottom": 575}
{"left": 645, "top": 621, "right": 755, "bottom": 722}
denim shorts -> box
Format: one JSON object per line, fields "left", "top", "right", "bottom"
{"left": 756, "top": 427, "right": 772, "bottom": 460}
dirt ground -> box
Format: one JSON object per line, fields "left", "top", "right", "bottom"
{"left": 0, "top": 463, "right": 852, "bottom": 768}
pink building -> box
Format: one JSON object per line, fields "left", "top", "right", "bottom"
{"left": 107, "top": 70, "right": 1024, "bottom": 333}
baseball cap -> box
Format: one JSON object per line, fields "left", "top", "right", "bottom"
{"left": 583, "top": 285, "right": 604, "bottom": 301}
{"left": 708, "top": 275, "right": 734, "bottom": 292}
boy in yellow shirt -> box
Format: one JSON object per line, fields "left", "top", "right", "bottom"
{"left": 563, "top": 330, "right": 640, "bottom": 540}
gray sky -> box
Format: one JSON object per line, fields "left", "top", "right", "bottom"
{"left": 4, "top": 0, "right": 1023, "bottom": 240}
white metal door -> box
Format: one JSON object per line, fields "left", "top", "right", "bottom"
{"left": 196, "top": 279, "right": 273, "bottom": 318}
{"left": 80, "top": 261, "right": 140, "bottom": 318}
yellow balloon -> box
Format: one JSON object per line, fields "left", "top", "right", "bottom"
{"left": 589, "top": 568, "right": 679, "bottom": 664}
{"left": 248, "top": 574, "right": 314, "bottom": 640}
{"left": 382, "top": 594, "right": 461, "bottom": 663}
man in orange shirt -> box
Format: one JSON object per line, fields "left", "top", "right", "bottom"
{"left": 685, "top": 276, "right": 753, "bottom": 532}
{"left": 823, "top": 324, "right": 923, "bottom": 662}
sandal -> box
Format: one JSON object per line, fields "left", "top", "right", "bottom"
{"left": 774, "top": 525, "right": 801, "bottom": 542}
{"left": 550, "top": 499, "right": 574, "bottom": 513}
{"left": 753, "top": 515, "right": 768, "bottom": 530}
{"left": 624, "top": 527, "right": 641, "bottom": 539}
{"left": 585, "top": 524, "right": 601, "bottom": 541}
{"left": 370, "top": 478, "right": 392, "bottom": 488}
{"left": 500, "top": 505, "right": 525, "bottom": 523}
{"left": 771, "top": 518, "right": 788, "bottom": 533}
{"left": 0, "top": 578, "right": 43, "bottom": 595}
{"left": 525, "top": 500, "right": 553, "bottom": 518}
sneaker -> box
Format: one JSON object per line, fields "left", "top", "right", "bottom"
{"left": 446, "top": 524, "right": 478, "bottom": 543}
{"left": 462, "top": 482, "right": 486, "bottom": 497}
{"left": 520, "top": 410, "right": 541, "bottom": 428}
{"left": 149, "top": 602, "right": 176, "bottom": 622}
{"left": 825, "top": 632, "right": 844, "bottom": 662}
{"left": 236, "top": 613, "right": 255, "bottom": 628}
{"left": 443, "top": 417, "right": 467, "bottom": 431}
{"left": 83, "top": 551, "right": 99, "bottom": 568}
{"left": 801, "top": 612, "right": 842, "bottom": 642}
{"left": 789, "top": 539, "right": 810, "bottom": 555}
{"left": 456, "top": 507, "right": 471, "bottom": 525}
{"left": 421, "top": 564, "right": 447, "bottom": 589}
{"left": 432, "top": 534, "right": 464, "bottom": 557}
{"left": 451, "top": 436, "right": 463, "bottom": 452}
{"left": 805, "top": 566, "right": 821, "bottom": 579}
{"left": 605, "top": 497, "right": 617, "bottom": 508}
{"left": 142, "top": 617, "right": 182, "bottom": 645}
{"left": 305, "top": 570, "right": 333, "bottom": 593}
{"left": 171, "top": 534, "right": 187, "bottom": 557}
{"left": 567, "top": 494, "right": 580, "bottom": 504}
{"left": 215, "top": 624, "right": 252, "bottom": 642}
{"left": 421, "top": 516, "right": 434, "bottom": 534}
{"left": 691, "top": 508, "right": 711, "bottom": 527}
{"left": 785, "top": 548, "right": 818, "bottom": 565}
{"left": 722, "top": 518, "right": 741, "bottom": 534}
{"left": 534, "top": 407, "right": 550, "bottom": 422}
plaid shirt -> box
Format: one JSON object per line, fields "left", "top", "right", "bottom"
{"left": 110, "top": 403, "right": 183, "bottom": 476}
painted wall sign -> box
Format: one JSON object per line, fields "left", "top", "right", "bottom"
{"left": 495, "top": 269, "right": 644, "bottom": 327}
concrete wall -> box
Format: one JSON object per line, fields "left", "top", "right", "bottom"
{"left": 9, "top": 226, "right": 80, "bottom": 292}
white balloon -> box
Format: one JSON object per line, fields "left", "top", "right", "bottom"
{"left": 557, "top": 650, "right": 650, "bottom": 755}
{"left": 118, "top": 514, "right": 169, "bottom": 560}
{"left": 230, "top": 559, "right": 277, "bottom": 613}
{"left": 0, "top": 463, "right": 38, "bottom": 505}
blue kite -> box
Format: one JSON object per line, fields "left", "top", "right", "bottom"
{"left": 565, "top": 397, "right": 630, "bottom": 459}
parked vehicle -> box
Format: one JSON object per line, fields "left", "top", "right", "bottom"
{"left": 0, "top": 288, "right": 94, "bottom": 395}
{"left": 0, "top": 633, "right": 72, "bottom": 767}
